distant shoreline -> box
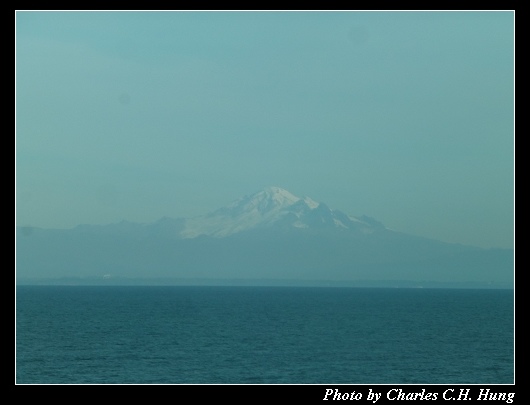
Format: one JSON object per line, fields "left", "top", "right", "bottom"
{"left": 15, "top": 277, "right": 514, "bottom": 289}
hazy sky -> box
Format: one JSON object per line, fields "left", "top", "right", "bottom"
{"left": 15, "top": 11, "right": 514, "bottom": 249}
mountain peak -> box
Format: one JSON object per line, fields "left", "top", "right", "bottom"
{"left": 221, "top": 187, "right": 298, "bottom": 214}
{"left": 250, "top": 186, "right": 299, "bottom": 206}
{"left": 262, "top": 186, "right": 291, "bottom": 194}
{"left": 176, "top": 187, "right": 384, "bottom": 238}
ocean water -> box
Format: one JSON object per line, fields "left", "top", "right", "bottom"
{"left": 15, "top": 285, "right": 514, "bottom": 384}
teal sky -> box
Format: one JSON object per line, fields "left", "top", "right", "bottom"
{"left": 15, "top": 11, "right": 514, "bottom": 249}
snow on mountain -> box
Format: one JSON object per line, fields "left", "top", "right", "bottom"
{"left": 178, "top": 186, "right": 381, "bottom": 238}
{"left": 15, "top": 186, "right": 514, "bottom": 287}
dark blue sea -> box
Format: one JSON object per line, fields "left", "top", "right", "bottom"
{"left": 15, "top": 286, "right": 514, "bottom": 384}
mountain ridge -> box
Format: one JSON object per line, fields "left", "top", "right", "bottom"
{"left": 15, "top": 187, "right": 514, "bottom": 287}
{"left": 45, "top": 186, "right": 383, "bottom": 239}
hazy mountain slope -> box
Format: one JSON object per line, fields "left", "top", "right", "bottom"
{"left": 15, "top": 187, "right": 514, "bottom": 287}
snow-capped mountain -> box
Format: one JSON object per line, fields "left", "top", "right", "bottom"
{"left": 15, "top": 186, "right": 514, "bottom": 287}
{"left": 179, "top": 186, "right": 382, "bottom": 238}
